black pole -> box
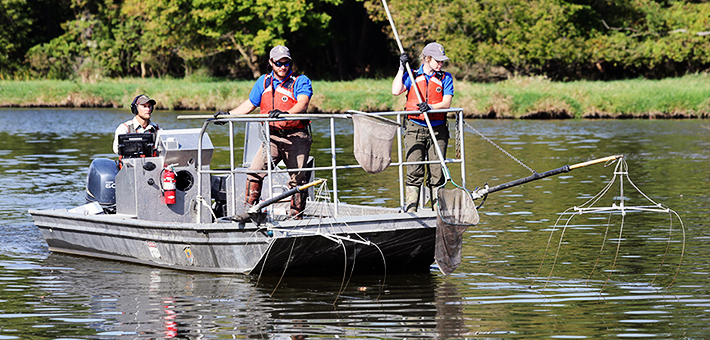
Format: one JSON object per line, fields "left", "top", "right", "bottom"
{"left": 484, "top": 165, "right": 571, "bottom": 195}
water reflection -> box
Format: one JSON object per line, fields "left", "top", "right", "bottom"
{"left": 1, "top": 253, "right": 472, "bottom": 338}
{"left": 435, "top": 281, "right": 469, "bottom": 338}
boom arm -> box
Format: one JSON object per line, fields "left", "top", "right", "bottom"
{"left": 471, "top": 155, "right": 623, "bottom": 200}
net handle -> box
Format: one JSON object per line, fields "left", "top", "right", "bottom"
{"left": 381, "top": 0, "right": 423, "bottom": 103}
{"left": 570, "top": 154, "right": 623, "bottom": 170}
{"left": 381, "top": 0, "right": 450, "bottom": 182}
{"left": 472, "top": 155, "right": 624, "bottom": 199}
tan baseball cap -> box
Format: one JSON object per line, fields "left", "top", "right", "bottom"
{"left": 422, "top": 42, "right": 450, "bottom": 61}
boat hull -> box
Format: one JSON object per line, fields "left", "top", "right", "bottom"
{"left": 29, "top": 208, "right": 437, "bottom": 275}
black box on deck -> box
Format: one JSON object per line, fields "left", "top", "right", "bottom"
{"left": 118, "top": 133, "right": 155, "bottom": 158}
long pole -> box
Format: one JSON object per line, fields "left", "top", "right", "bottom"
{"left": 248, "top": 179, "right": 326, "bottom": 214}
{"left": 471, "top": 155, "right": 624, "bottom": 200}
{"left": 381, "top": 0, "right": 423, "bottom": 103}
{"left": 381, "top": 0, "right": 448, "bottom": 182}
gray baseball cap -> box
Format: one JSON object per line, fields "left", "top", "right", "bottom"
{"left": 269, "top": 45, "right": 291, "bottom": 60}
{"left": 135, "top": 94, "right": 156, "bottom": 106}
{"left": 422, "top": 42, "right": 450, "bottom": 61}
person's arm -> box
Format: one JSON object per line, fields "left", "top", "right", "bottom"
{"left": 288, "top": 95, "right": 310, "bottom": 113}
{"left": 229, "top": 76, "right": 264, "bottom": 114}
{"left": 289, "top": 76, "right": 313, "bottom": 113}
{"left": 431, "top": 72, "right": 454, "bottom": 109}
{"left": 113, "top": 123, "right": 129, "bottom": 154}
{"left": 431, "top": 94, "right": 452, "bottom": 110}
{"left": 229, "top": 99, "right": 257, "bottom": 115}
{"left": 391, "top": 69, "right": 407, "bottom": 96}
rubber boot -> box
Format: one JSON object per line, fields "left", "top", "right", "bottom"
{"left": 245, "top": 179, "right": 263, "bottom": 207}
{"left": 232, "top": 179, "right": 263, "bottom": 223}
{"left": 430, "top": 187, "right": 438, "bottom": 211}
{"left": 290, "top": 191, "right": 307, "bottom": 220}
{"left": 405, "top": 186, "right": 420, "bottom": 213}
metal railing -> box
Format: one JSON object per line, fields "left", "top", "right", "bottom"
{"left": 180, "top": 108, "right": 466, "bottom": 222}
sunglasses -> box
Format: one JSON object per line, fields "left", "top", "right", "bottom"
{"left": 272, "top": 60, "right": 291, "bottom": 67}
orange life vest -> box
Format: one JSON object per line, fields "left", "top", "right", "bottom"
{"left": 260, "top": 74, "right": 308, "bottom": 130}
{"left": 405, "top": 71, "right": 446, "bottom": 121}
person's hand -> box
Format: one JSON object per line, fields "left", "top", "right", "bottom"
{"left": 417, "top": 102, "right": 432, "bottom": 112}
{"left": 213, "top": 111, "right": 228, "bottom": 125}
{"left": 399, "top": 53, "right": 410, "bottom": 70}
{"left": 268, "top": 109, "right": 287, "bottom": 118}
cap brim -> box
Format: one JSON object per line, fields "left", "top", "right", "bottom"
{"left": 433, "top": 56, "right": 450, "bottom": 62}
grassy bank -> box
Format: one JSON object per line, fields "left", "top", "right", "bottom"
{"left": 2, "top": 75, "right": 710, "bottom": 118}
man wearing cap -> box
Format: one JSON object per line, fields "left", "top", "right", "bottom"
{"left": 391, "top": 42, "right": 454, "bottom": 212}
{"left": 113, "top": 94, "right": 160, "bottom": 154}
{"left": 228, "top": 45, "right": 313, "bottom": 219}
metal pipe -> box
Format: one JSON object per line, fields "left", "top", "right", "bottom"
{"left": 180, "top": 109, "right": 464, "bottom": 121}
{"left": 396, "top": 112, "right": 405, "bottom": 209}
{"left": 330, "top": 117, "right": 339, "bottom": 215}
{"left": 249, "top": 179, "right": 326, "bottom": 214}
{"left": 457, "top": 110, "right": 466, "bottom": 189}
{"left": 381, "top": 0, "right": 424, "bottom": 103}
{"left": 471, "top": 155, "right": 624, "bottom": 200}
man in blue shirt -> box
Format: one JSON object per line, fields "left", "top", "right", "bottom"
{"left": 228, "top": 45, "right": 313, "bottom": 220}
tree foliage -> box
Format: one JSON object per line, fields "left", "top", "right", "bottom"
{"left": 3, "top": 0, "right": 710, "bottom": 81}
{"left": 0, "top": 0, "right": 72, "bottom": 78}
{"left": 365, "top": 0, "right": 710, "bottom": 80}
{"left": 21, "top": 0, "right": 343, "bottom": 80}
{"left": 191, "top": 0, "right": 340, "bottom": 78}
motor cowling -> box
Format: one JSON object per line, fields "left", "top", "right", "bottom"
{"left": 85, "top": 158, "right": 119, "bottom": 213}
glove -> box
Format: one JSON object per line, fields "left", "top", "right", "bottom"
{"left": 399, "top": 53, "right": 410, "bottom": 70}
{"left": 417, "top": 102, "right": 432, "bottom": 112}
{"left": 268, "top": 109, "right": 287, "bottom": 118}
{"left": 213, "top": 111, "right": 228, "bottom": 125}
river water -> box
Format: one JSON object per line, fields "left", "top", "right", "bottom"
{"left": 1, "top": 108, "right": 709, "bottom": 339}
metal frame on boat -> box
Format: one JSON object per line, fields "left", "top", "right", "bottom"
{"left": 29, "top": 109, "right": 469, "bottom": 275}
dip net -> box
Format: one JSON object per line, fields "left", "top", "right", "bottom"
{"left": 435, "top": 187, "right": 480, "bottom": 276}
{"left": 351, "top": 112, "right": 399, "bottom": 174}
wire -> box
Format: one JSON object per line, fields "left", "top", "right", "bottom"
{"left": 463, "top": 120, "right": 536, "bottom": 174}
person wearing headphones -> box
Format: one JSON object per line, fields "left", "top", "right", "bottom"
{"left": 112, "top": 94, "right": 160, "bottom": 154}
{"left": 391, "top": 42, "right": 454, "bottom": 212}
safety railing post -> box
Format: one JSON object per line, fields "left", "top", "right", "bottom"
{"left": 330, "top": 117, "right": 339, "bottom": 216}
{"left": 458, "top": 110, "right": 466, "bottom": 189}
{"left": 396, "top": 112, "right": 405, "bottom": 211}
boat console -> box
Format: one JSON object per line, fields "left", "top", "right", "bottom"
{"left": 114, "top": 129, "right": 213, "bottom": 223}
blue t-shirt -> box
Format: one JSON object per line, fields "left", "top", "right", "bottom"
{"left": 248, "top": 70, "right": 313, "bottom": 107}
{"left": 402, "top": 65, "right": 454, "bottom": 127}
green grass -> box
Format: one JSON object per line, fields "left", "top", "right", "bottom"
{"left": 2, "top": 75, "right": 710, "bottom": 118}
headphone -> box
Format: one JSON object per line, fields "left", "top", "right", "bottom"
{"left": 130, "top": 94, "right": 153, "bottom": 115}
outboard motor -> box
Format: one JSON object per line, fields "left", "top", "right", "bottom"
{"left": 85, "top": 158, "right": 119, "bottom": 213}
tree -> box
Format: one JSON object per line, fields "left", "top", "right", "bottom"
{"left": 119, "top": 0, "right": 194, "bottom": 77}
{"left": 365, "top": 0, "right": 710, "bottom": 80}
{"left": 191, "top": 0, "right": 341, "bottom": 79}
{"left": 0, "top": 0, "right": 72, "bottom": 78}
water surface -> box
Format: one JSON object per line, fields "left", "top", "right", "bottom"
{"left": 1, "top": 108, "right": 709, "bottom": 338}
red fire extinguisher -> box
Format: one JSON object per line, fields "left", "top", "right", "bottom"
{"left": 162, "top": 166, "right": 176, "bottom": 205}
